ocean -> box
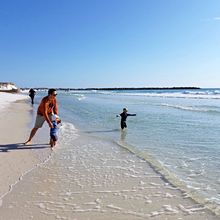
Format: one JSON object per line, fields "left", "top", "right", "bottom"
{"left": 2, "top": 88, "right": 220, "bottom": 219}
{"left": 55, "top": 88, "right": 220, "bottom": 208}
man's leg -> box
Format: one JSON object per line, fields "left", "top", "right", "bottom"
{"left": 24, "top": 127, "right": 39, "bottom": 145}
{"left": 25, "top": 114, "right": 45, "bottom": 145}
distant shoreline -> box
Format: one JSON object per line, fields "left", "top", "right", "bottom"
{"left": 21, "top": 87, "right": 200, "bottom": 91}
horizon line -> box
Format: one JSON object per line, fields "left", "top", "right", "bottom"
{"left": 21, "top": 86, "right": 201, "bottom": 91}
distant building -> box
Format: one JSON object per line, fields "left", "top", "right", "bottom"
{"left": 0, "top": 82, "right": 20, "bottom": 93}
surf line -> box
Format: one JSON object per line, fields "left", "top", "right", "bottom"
{"left": 115, "top": 140, "right": 220, "bottom": 217}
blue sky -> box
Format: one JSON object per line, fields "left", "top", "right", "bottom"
{"left": 0, "top": 0, "right": 220, "bottom": 88}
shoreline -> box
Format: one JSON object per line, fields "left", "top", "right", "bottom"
{"left": 115, "top": 138, "right": 220, "bottom": 217}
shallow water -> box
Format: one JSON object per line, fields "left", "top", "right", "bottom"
{"left": 54, "top": 89, "right": 220, "bottom": 208}
{"left": 18, "top": 88, "right": 220, "bottom": 215}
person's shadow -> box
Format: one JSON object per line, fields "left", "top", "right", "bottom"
{"left": 0, "top": 143, "right": 49, "bottom": 152}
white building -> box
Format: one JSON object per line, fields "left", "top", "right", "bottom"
{"left": 0, "top": 82, "right": 19, "bottom": 93}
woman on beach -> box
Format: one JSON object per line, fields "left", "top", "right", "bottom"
{"left": 29, "top": 88, "right": 36, "bottom": 105}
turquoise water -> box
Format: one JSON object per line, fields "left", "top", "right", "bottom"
{"left": 35, "top": 88, "right": 220, "bottom": 208}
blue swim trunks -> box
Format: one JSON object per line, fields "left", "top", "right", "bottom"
{"left": 50, "top": 121, "right": 58, "bottom": 141}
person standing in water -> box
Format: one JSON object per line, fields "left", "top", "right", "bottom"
{"left": 116, "top": 107, "right": 136, "bottom": 129}
{"left": 25, "top": 88, "right": 58, "bottom": 145}
{"left": 29, "top": 88, "right": 36, "bottom": 105}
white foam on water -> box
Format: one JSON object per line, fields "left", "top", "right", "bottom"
{"left": 70, "top": 93, "right": 86, "bottom": 101}
{"left": 115, "top": 90, "right": 220, "bottom": 100}
{"left": 161, "top": 103, "right": 220, "bottom": 113}
{"left": 59, "top": 88, "right": 220, "bottom": 100}
{"left": 58, "top": 122, "right": 79, "bottom": 145}
{"left": 106, "top": 204, "right": 122, "bottom": 211}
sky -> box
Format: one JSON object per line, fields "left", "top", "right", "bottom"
{"left": 0, "top": 0, "right": 220, "bottom": 88}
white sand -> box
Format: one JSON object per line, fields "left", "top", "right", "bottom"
{"left": 0, "top": 92, "right": 27, "bottom": 111}
{"left": 0, "top": 94, "right": 51, "bottom": 208}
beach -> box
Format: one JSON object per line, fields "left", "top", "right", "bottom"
{"left": 0, "top": 93, "right": 52, "bottom": 215}
{"left": 0, "top": 91, "right": 219, "bottom": 219}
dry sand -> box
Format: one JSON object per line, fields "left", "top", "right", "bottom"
{"left": 0, "top": 100, "right": 51, "bottom": 206}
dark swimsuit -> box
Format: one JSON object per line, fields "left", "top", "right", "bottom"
{"left": 120, "top": 112, "right": 136, "bottom": 129}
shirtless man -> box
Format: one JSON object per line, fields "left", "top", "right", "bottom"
{"left": 25, "top": 88, "right": 58, "bottom": 145}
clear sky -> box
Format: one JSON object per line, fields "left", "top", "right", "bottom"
{"left": 0, "top": 0, "right": 220, "bottom": 88}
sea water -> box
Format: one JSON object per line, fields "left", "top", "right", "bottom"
{"left": 18, "top": 88, "right": 220, "bottom": 215}
{"left": 52, "top": 88, "right": 220, "bottom": 208}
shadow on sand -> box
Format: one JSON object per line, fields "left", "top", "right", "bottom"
{"left": 0, "top": 143, "right": 50, "bottom": 152}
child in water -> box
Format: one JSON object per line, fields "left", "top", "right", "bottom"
{"left": 50, "top": 114, "right": 61, "bottom": 147}
{"left": 116, "top": 108, "right": 136, "bottom": 129}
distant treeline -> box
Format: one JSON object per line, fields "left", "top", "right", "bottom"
{"left": 22, "top": 87, "right": 200, "bottom": 91}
